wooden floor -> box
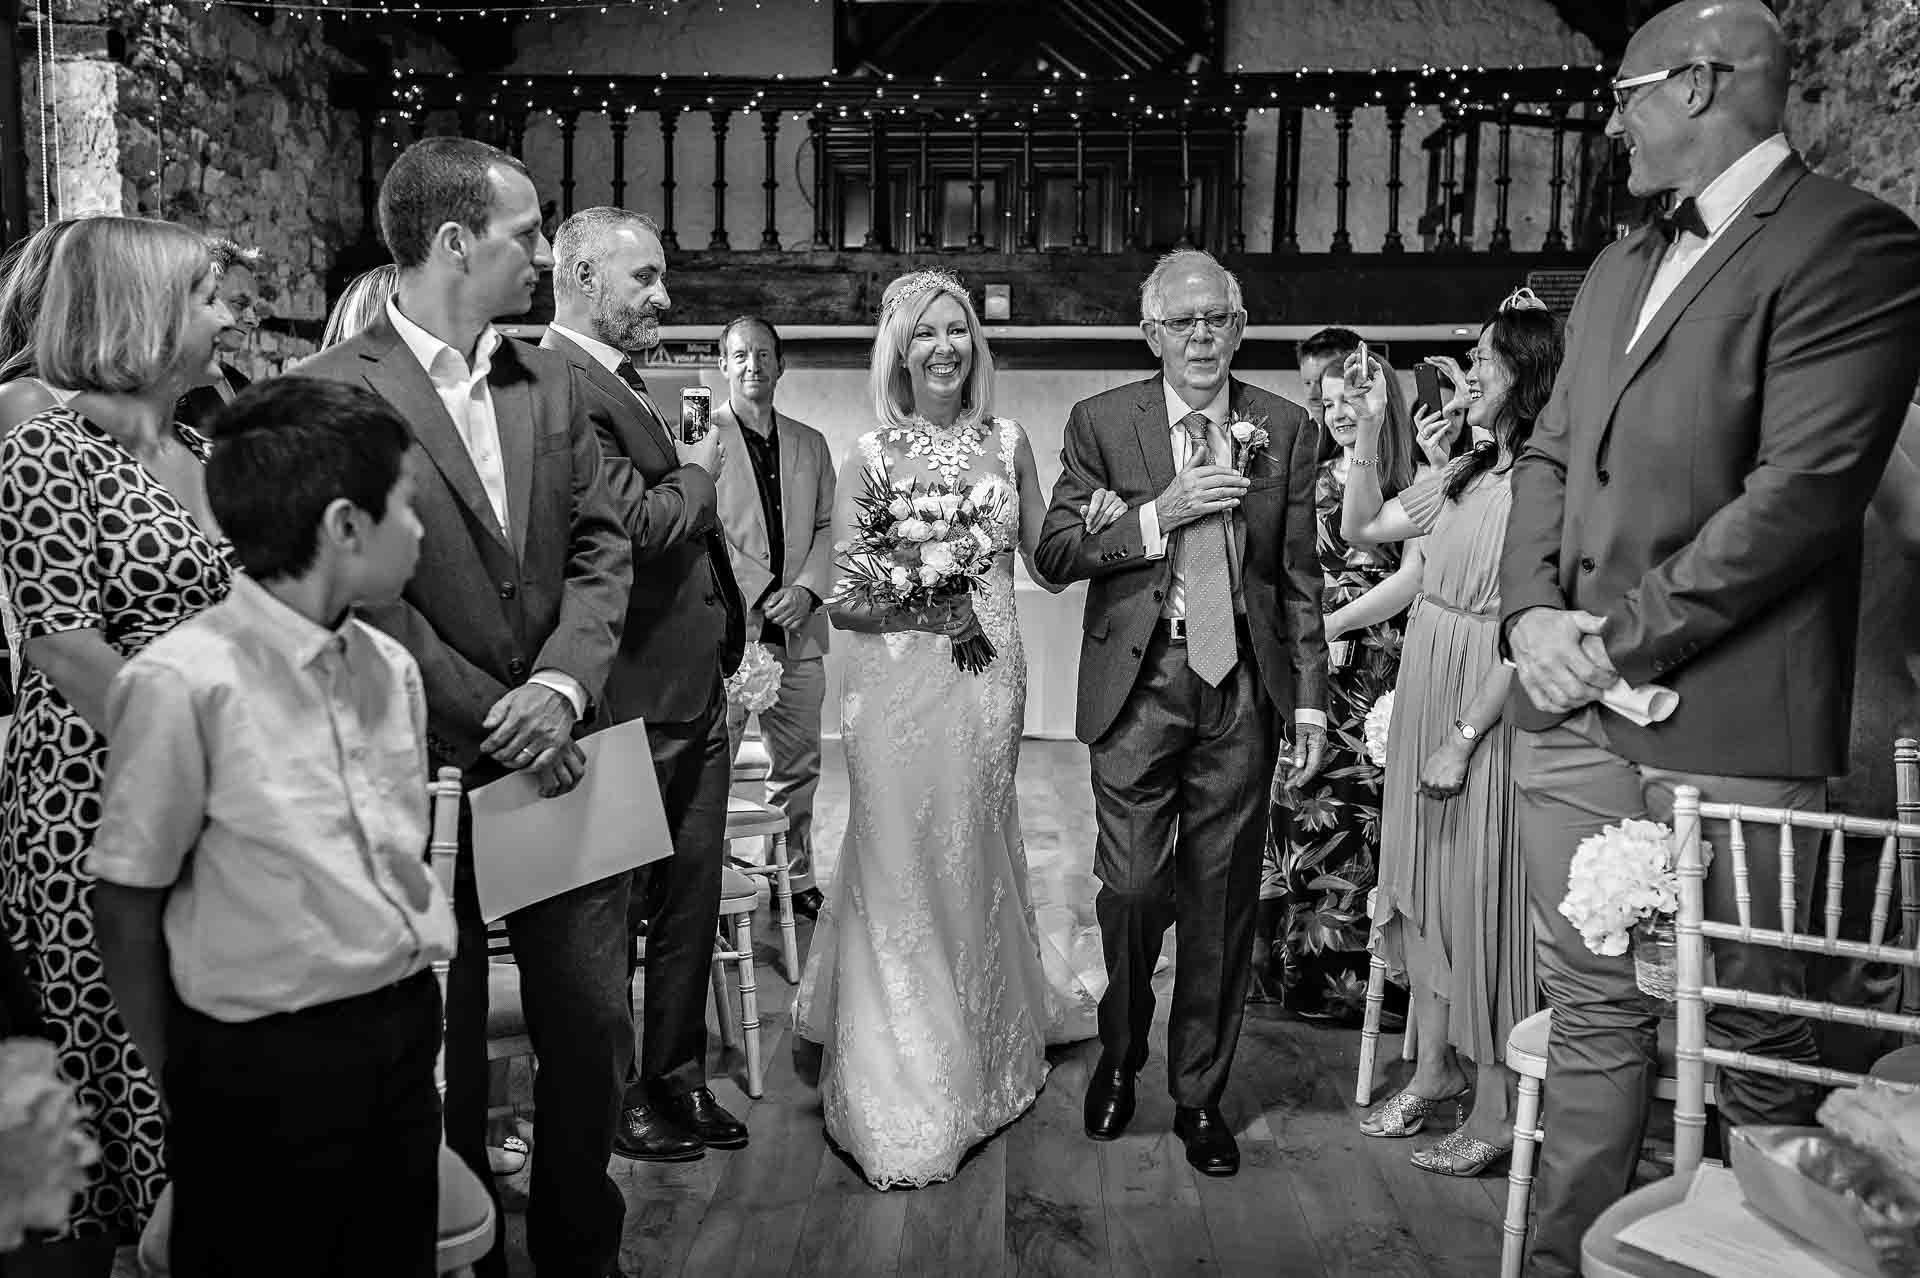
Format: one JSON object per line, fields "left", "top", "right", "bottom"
{"left": 485, "top": 738, "right": 1512, "bottom": 1278}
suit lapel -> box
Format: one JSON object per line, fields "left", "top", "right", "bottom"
{"left": 774, "top": 411, "right": 808, "bottom": 577}
{"left": 544, "top": 328, "right": 679, "bottom": 457}
{"left": 1133, "top": 379, "right": 1176, "bottom": 495}
{"left": 492, "top": 357, "right": 534, "bottom": 563}
{"left": 1603, "top": 157, "right": 1808, "bottom": 428}
{"left": 712, "top": 401, "right": 771, "bottom": 570}
{"left": 358, "top": 324, "right": 510, "bottom": 553}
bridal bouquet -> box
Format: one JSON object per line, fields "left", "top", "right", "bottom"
{"left": 833, "top": 470, "right": 1010, "bottom": 673}
{"left": 0, "top": 1038, "right": 98, "bottom": 1249}
{"left": 1362, "top": 690, "right": 1394, "bottom": 767}
{"left": 725, "top": 641, "right": 783, "bottom": 714}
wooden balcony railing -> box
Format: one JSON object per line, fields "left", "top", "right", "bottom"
{"left": 332, "top": 65, "right": 1623, "bottom": 327}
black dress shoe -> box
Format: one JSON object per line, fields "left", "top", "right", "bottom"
{"left": 657, "top": 1087, "right": 749, "bottom": 1150}
{"left": 790, "top": 887, "right": 825, "bottom": 920}
{"left": 1083, "top": 1066, "right": 1136, "bottom": 1141}
{"left": 613, "top": 1102, "right": 704, "bottom": 1162}
{"left": 1173, "top": 1106, "right": 1239, "bottom": 1177}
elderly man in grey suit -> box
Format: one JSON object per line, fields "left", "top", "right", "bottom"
{"left": 299, "top": 137, "right": 635, "bottom": 1278}
{"left": 1499, "top": 3, "right": 1920, "bottom": 1271}
{"left": 710, "top": 315, "right": 834, "bottom": 918}
{"left": 1036, "top": 249, "right": 1328, "bottom": 1178}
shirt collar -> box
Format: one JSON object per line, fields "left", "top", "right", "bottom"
{"left": 387, "top": 297, "right": 501, "bottom": 384}
{"left": 546, "top": 322, "right": 628, "bottom": 376}
{"left": 1163, "top": 378, "right": 1232, "bottom": 431}
{"left": 224, "top": 575, "right": 368, "bottom": 671}
{"left": 1693, "top": 133, "right": 1792, "bottom": 238}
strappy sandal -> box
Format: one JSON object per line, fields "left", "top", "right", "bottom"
{"left": 488, "top": 1135, "right": 529, "bottom": 1176}
{"left": 1356, "top": 1085, "right": 1468, "bottom": 1138}
{"left": 1410, "top": 1129, "right": 1511, "bottom": 1177}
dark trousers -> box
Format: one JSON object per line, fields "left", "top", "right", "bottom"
{"left": 630, "top": 676, "right": 730, "bottom": 1101}
{"left": 1514, "top": 710, "right": 1825, "bottom": 1277}
{"left": 445, "top": 798, "right": 633, "bottom": 1278}
{"left": 164, "top": 972, "right": 441, "bottom": 1278}
{"left": 1088, "top": 632, "right": 1276, "bottom": 1108}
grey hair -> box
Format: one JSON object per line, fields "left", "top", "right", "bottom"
{"left": 1138, "top": 249, "right": 1245, "bottom": 323}
{"left": 552, "top": 207, "right": 662, "bottom": 300}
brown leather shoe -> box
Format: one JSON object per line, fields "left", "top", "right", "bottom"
{"left": 613, "top": 1101, "right": 704, "bottom": 1162}
{"left": 1083, "top": 1066, "right": 1136, "bottom": 1141}
{"left": 657, "top": 1087, "right": 748, "bottom": 1150}
{"left": 1174, "top": 1106, "right": 1239, "bottom": 1177}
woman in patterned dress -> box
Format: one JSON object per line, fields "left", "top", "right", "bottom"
{"left": 0, "top": 217, "right": 234, "bottom": 1273}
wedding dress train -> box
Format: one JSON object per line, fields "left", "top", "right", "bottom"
{"left": 794, "top": 420, "right": 1099, "bottom": 1189}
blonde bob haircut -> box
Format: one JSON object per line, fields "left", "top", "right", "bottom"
{"left": 35, "top": 217, "right": 216, "bottom": 394}
{"left": 869, "top": 270, "right": 995, "bottom": 434}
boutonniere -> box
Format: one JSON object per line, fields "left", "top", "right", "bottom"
{"left": 1226, "top": 413, "right": 1270, "bottom": 476}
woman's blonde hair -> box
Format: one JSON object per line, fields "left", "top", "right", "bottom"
{"left": 869, "top": 270, "right": 995, "bottom": 434}
{"left": 0, "top": 219, "right": 80, "bottom": 385}
{"left": 35, "top": 217, "right": 214, "bottom": 394}
{"left": 322, "top": 263, "right": 400, "bottom": 350}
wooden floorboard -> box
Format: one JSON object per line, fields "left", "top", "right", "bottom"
{"left": 474, "top": 739, "right": 1525, "bottom": 1278}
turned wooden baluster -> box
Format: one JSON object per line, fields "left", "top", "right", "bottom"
{"left": 1176, "top": 116, "right": 1196, "bottom": 250}
{"left": 1229, "top": 108, "right": 1247, "bottom": 254}
{"left": 1071, "top": 115, "right": 1090, "bottom": 253}
{"left": 1331, "top": 105, "right": 1354, "bottom": 254}
{"left": 658, "top": 106, "right": 682, "bottom": 251}
{"left": 558, "top": 110, "right": 579, "bottom": 219}
{"left": 1384, "top": 102, "right": 1406, "bottom": 253}
{"left": 1438, "top": 110, "right": 1460, "bottom": 252}
{"left": 1122, "top": 117, "right": 1142, "bottom": 252}
{"left": 506, "top": 108, "right": 528, "bottom": 160}
{"left": 807, "top": 109, "right": 831, "bottom": 251}
{"left": 609, "top": 107, "right": 630, "bottom": 209}
{"left": 1279, "top": 106, "right": 1303, "bottom": 254}
{"left": 914, "top": 116, "right": 934, "bottom": 250}
{"left": 1491, "top": 102, "right": 1515, "bottom": 253}
{"left": 709, "top": 108, "right": 731, "bottom": 251}
{"left": 1544, "top": 101, "right": 1569, "bottom": 252}
{"left": 863, "top": 115, "right": 888, "bottom": 252}
{"left": 757, "top": 108, "right": 780, "bottom": 251}
{"left": 966, "top": 115, "right": 986, "bottom": 252}
{"left": 1017, "top": 123, "right": 1038, "bottom": 254}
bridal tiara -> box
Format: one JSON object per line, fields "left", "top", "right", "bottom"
{"left": 1499, "top": 286, "right": 1549, "bottom": 314}
{"left": 880, "top": 268, "right": 967, "bottom": 319}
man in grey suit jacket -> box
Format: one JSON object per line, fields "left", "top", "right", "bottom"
{"left": 711, "top": 315, "right": 835, "bottom": 915}
{"left": 545, "top": 207, "right": 750, "bottom": 1167}
{"left": 1037, "top": 250, "right": 1328, "bottom": 1179}
{"left": 299, "top": 138, "right": 635, "bottom": 1278}
{"left": 1499, "top": 4, "right": 1920, "bottom": 1271}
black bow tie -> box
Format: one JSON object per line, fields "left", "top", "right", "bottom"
{"left": 1655, "top": 197, "right": 1709, "bottom": 243}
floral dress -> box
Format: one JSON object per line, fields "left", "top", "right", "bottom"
{"left": 1254, "top": 458, "right": 1402, "bottom": 1017}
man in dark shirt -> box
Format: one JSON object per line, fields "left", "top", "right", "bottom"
{"left": 710, "top": 316, "right": 835, "bottom": 917}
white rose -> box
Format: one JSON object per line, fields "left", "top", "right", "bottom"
{"left": 937, "top": 493, "right": 964, "bottom": 519}
{"left": 930, "top": 519, "right": 951, "bottom": 539}
{"left": 900, "top": 518, "right": 934, "bottom": 543}
{"left": 889, "top": 566, "right": 911, "bottom": 589}
{"left": 888, "top": 496, "right": 913, "bottom": 519}
{"left": 918, "top": 566, "right": 942, "bottom": 587}
{"left": 1230, "top": 420, "right": 1256, "bottom": 444}
{"left": 921, "top": 541, "right": 957, "bottom": 571}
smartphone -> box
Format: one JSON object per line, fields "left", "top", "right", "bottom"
{"left": 1415, "top": 363, "right": 1450, "bottom": 415}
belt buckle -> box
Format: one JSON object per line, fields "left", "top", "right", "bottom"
{"left": 1166, "top": 617, "right": 1187, "bottom": 641}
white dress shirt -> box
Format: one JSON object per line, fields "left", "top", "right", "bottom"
{"left": 1139, "top": 378, "right": 1326, "bottom": 731}
{"left": 386, "top": 298, "right": 584, "bottom": 718}
{"left": 1630, "top": 132, "right": 1792, "bottom": 349}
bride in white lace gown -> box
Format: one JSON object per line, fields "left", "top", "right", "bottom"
{"left": 794, "top": 270, "right": 1110, "bottom": 1189}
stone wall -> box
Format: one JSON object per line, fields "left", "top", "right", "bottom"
{"left": 23, "top": 4, "right": 451, "bottom": 376}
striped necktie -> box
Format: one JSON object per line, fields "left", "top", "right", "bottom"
{"left": 1175, "top": 411, "right": 1235, "bottom": 685}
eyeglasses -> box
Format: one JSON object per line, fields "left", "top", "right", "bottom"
{"left": 1154, "top": 311, "right": 1240, "bottom": 335}
{"left": 1610, "top": 60, "right": 1735, "bottom": 111}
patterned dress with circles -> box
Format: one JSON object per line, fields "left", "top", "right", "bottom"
{"left": 0, "top": 407, "right": 233, "bottom": 1239}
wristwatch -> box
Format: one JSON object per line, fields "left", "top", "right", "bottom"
{"left": 1453, "top": 718, "right": 1480, "bottom": 743}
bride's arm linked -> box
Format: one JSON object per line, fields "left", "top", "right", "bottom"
{"left": 1015, "top": 430, "right": 1071, "bottom": 594}
{"left": 824, "top": 448, "right": 975, "bottom": 637}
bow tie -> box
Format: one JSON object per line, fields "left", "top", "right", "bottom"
{"left": 1655, "top": 197, "right": 1709, "bottom": 244}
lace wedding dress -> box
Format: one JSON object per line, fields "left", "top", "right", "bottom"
{"left": 794, "top": 418, "right": 1099, "bottom": 1189}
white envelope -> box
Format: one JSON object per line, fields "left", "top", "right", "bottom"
{"left": 469, "top": 717, "right": 671, "bottom": 923}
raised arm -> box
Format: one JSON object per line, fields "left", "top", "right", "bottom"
{"left": 1337, "top": 349, "right": 1424, "bottom": 546}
